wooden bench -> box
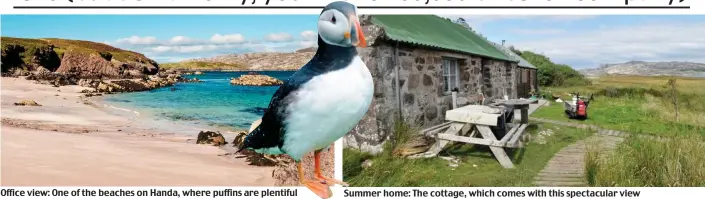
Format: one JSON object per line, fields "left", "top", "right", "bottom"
{"left": 411, "top": 100, "right": 536, "bottom": 169}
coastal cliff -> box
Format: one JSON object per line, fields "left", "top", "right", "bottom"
{"left": 160, "top": 47, "right": 317, "bottom": 71}
{"left": 2, "top": 37, "right": 159, "bottom": 78}
{"left": 1, "top": 37, "right": 189, "bottom": 93}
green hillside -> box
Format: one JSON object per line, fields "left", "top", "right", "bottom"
{"left": 510, "top": 47, "right": 590, "bottom": 87}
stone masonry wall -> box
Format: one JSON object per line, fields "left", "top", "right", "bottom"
{"left": 344, "top": 39, "right": 519, "bottom": 154}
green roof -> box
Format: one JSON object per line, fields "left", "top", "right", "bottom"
{"left": 369, "top": 15, "right": 515, "bottom": 62}
{"left": 489, "top": 42, "right": 538, "bottom": 69}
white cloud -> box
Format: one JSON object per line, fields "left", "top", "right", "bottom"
{"left": 150, "top": 45, "right": 221, "bottom": 53}
{"left": 299, "top": 41, "right": 317, "bottom": 48}
{"left": 265, "top": 32, "right": 294, "bottom": 42}
{"left": 169, "top": 36, "right": 200, "bottom": 45}
{"left": 112, "top": 31, "right": 321, "bottom": 63}
{"left": 510, "top": 21, "right": 705, "bottom": 69}
{"left": 151, "top": 46, "right": 172, "bottom": 53}
{"left": 300, "top": 30, "right": 317, "bottom": 41}
{"left": 115, "top": 36, "right": 158, "bottom": 45}
{"left": 210, "top": 33, "right": 246, "bottom": 44}
{"left": 511, "top": 28, "right": 565, "bottom": 35}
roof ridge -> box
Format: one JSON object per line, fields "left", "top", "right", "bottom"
{"left": 487, "top": 41, "right": 537, "bottom": 69}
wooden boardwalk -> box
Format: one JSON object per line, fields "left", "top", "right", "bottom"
{"left": 530, "top": 117, "right": 638, "bottom": 187}
{"left": 533, "top": 134, "right": 623, "bottom": 187}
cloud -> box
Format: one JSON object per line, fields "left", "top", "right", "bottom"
{"left": 111, "top": 32, "right": 319, "bottom": 63}
{"left": 511, "top": 28, "right": 565, "bottom": 35}
{"left": 210, "top": 33, "right": 246, "bottom": 44}
{"left": 299, "top": 41, "right": 317, "bottom": 48}
{"left": 149, "top": 44, "right": 231, "bottom": 54}
{"left": 115, "top": 36, "right": 158, "bottom": 45}
{"left": 169, "top": 36, "right": 201, "bottom": 45}
{"left": 510, "top": 21, "right": 705, "bottom": 69}
{"left": 151, "top": 46, "right": 172, "bottom": 53}
{"left": 300, "top": 30, "right": 317, "bottom": 41}
{"left": 265, "top": 32, "right": 294, "bottom": 42}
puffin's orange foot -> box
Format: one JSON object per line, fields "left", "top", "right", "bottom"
{"left": 302, "top": 180, "right": 332, "bottom": 199}
{"left": 315, "top": 176, "right": 349, "bottom": 187}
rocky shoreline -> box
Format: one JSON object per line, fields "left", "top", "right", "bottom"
{"left": 6, "top": 69, "right": 203, "bottom": 97}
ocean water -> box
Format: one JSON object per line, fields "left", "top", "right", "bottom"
{"left": 103, "top": 71, "right": 295, "bottom": 131}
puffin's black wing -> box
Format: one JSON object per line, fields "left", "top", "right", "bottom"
{"left": 236, "top": 37, "right": 358, "bottom": 153}
{"left": 237, "top": 65, "right": 317, "bottom": 152}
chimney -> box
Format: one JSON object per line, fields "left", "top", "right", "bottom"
{"left": 501, "top": 40, "right": 506, "bottom": 46}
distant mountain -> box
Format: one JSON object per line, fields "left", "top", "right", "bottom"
{"left": 580, "top": 61, "right": 705, "bottom": 77}
{"left": 161, "top": 48, "right": 316, "bottom": 71}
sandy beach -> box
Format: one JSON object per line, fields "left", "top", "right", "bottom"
{"left": 1, "top": 77, "right": 274, "bottom": 186}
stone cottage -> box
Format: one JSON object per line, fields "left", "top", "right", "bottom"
{"left": 490, "top": 42, "right": 539, "bottom": 98}
{"left": 345, "top": 15, "right": 537, "bottom": 154}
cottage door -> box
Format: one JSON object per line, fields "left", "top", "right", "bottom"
{"left": 516, "top": 68, "right": 523, "bottom": 98}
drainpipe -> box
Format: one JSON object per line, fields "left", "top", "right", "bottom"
{"left": 394, "top": 41, "right": 403, "bottom": 121}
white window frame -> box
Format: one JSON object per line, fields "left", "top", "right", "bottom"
{"left": 442, "top": 57, "right": 460, "bottom": 94}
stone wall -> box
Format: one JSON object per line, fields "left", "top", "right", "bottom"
{"left": 345, "top": 39, "right": 520, "bottom": 154}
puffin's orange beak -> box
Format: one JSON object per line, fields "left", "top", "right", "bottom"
{"left": 349, "top": 15, "right": 367, "bottom": 47}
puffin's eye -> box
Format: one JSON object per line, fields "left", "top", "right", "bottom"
{"left": 331, "top": 16, "right": 337, "bottom": 24}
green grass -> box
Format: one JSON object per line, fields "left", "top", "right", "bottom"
{"left": 533, "top": 75, "right": 705, "bottom": 187}
{"left": 585, "top": 134, "right": 705, "bottom": 187}
{"left": 532, "top": 97, "right": 705, "bottom": 138}
{"left": 343, "top": 123, "right": 592, "bottom": 187}
{"left": 534, "top": 76, "right": 705, "bottom": 138}
{"left": 159, "top": 61, "right": 248, "bottom": 70}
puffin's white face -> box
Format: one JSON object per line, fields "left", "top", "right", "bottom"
{"left": 317, "top": 8, "right": 367, "bottom": 47}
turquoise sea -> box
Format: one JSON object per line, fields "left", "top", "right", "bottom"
{"left": 102, "top": 71, "right": 295, "bottom": 131}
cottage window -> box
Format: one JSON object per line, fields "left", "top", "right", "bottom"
{"left": 442, "top": 58, "right": 459, "bottom": 93}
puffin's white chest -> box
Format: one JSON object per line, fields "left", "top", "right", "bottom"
{"left": 282, "top": 56, "right": 373, "bottom": 160}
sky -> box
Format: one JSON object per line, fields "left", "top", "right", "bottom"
{"left": 2, "top": 15, "right": 704, "bottom": 69}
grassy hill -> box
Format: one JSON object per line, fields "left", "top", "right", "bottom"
{"left": 0, "top": 37, "right": 159, "bottom": 78}
{"left": 2, "top": 37, "right": 153, "bottom": 64}
{"left": 510, "top": 47, "right": 590, "bottom": 87}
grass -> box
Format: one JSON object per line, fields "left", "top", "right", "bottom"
{"left": 585, "top": 134, "right": 705, "bottom": 187}
{"left": 159, "top": 61, "right": 248, "bottom": 71}
{"left": 532, "top": 75, "right": 705, "bottom": 187}
{"left": 343, "top": 122, "right": 592, "bottom": 187}
{"left": 533, "top": 75, "right": 705, "bottom": 138}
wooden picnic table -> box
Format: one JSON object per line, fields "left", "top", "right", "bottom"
{"left": 412, "top": 99, "right": 537, "bottom": 169}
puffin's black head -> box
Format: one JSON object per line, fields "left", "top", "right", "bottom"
{"left": 317, "top": 1, "right": 367, "bottom": 48}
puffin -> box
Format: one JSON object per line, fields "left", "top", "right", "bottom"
{"left": 237, "top": 1, "right": 371, "bottom": 198}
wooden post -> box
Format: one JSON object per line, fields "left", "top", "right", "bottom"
{"left": 521, "top": 106, "right": 529, "bottom": 124}
{"left": 452, "top": 91, "right": 458, "bottom": 109}
{"left": 476, "top": 125, "right": 515, "bottom": 168}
